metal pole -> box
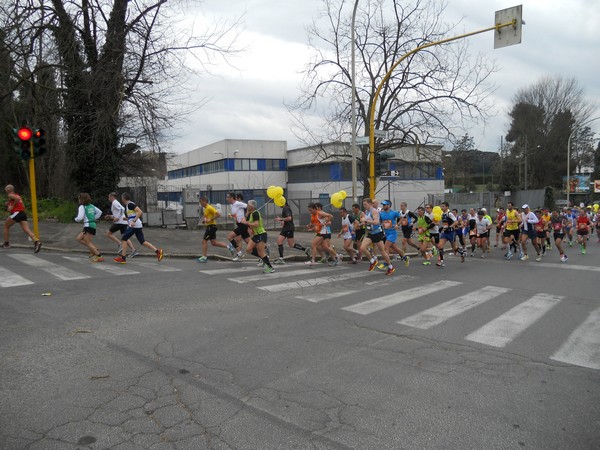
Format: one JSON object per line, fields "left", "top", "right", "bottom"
{"left": 368, "top": 20, "right": 518, "bottom": 199}
{"left": 351, "top": 0, "right": 359, "bottom": 203}
{"left": 28, "top": 143, "right": 39, "bottom": 240}
{"left": 567, "top": 116, "right": 600, "bottom": 206}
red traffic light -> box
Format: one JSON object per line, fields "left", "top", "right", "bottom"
{"left": 17, "top": 127, "right": 33, "bottom": 141}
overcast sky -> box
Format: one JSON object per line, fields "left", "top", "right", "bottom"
{"left": 167, "top": 0, "right": 600, "bottom": 155}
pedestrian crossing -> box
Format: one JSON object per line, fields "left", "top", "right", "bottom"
{"left": 1, "top": 255, "right": 598, "bottom": 370}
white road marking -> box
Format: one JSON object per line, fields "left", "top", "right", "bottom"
{"left": 230, "top": 267, "right": 341, "bottom": 284}
{"left": 533, "top": 262, "right": 600, "bottom": 272}
{"left": 551, "top": 307, "right": 600, "bottom": 370}
{"left": 0, "top": 266, "right": 34, "bottom": 287}
{"left": 398, "top": 286, "right": 511, "bottom": 329}
{"left": 63, "top": 256, "right": 139, "bottom": 275}
{"left": 342, "top": 280, "right": 462, "bottom": 315}
{"left": 9, "top": 254, "right": 90, "bottom": 281}
{"left": 258, "top": 270, "right": 380, "bottom": 293}
{"left": 199, "top": 264, "right": 297, "bottom": 275}
{"left": 135, "top": 262, "right": 181, "bottom": 272}
{"left": 465, "top": 293, "right": 563, "bottom": 347}
{"left": 295, "top": 291, "right": 358, "bottom": 303}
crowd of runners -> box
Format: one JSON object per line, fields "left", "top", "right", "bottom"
{"left": 4, "top": 184, "right": 599, "bottom": 275}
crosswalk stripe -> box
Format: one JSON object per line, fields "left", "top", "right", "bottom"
{"left": 550, "top": 307, "right": 600, "bottom": 370}
{"left": 465, "top": 293, "right": 563, "bottom": 347}
{"left": 9, "top": 254, "right": 90, "bottom": 281}
{"left": 135, "top": 262, "right": 181, "bottom": 272}
{"left": 231, "top": 267, "right": 340, "bottom": 284}
{"left": 398, "top": 286, "right": 511, "bottom": 329}
{"left": 0, "top": 266, "right": 34, "bottom": 287}
{"left": 258, "top": 270, "right": 379, "bottom": 293}
{"left": 295, "top": 291, "right": 357, "bottom": 303}
{"left": 62, "top": 256, "right": 139, "bottom": 275}
{"left": 534, "top": 262, "right": 600, "bottom": 272}
{"left": 199, "top": 264, "right": 297, "bottom": 275}
{"left": 342, "top": 280, "right": 462, "bottom": 315}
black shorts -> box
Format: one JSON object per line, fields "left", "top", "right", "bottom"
{"left": 109, "top": 223, "right": 128, "bottom": 234}
{"left": 280, "top": 229, "right": 295, "bottom": 239}
{"left": 203, "top": 225, "right": 218, "bottom": 241}
{"left": 524, "top": 228, "right": 536, "bottom": 240}
{"left": 122, "top": 227, "right": 146, "bottom": 244}
{"left": 83, "top": 227, "right": 97, "bottom": 236}
{"left": 503, "top": 229, "right": 520, "bottom": 239}
{"left": 536, "top": 232, "right": 546, "bottom": 239}
{"left": 478, "top": 232, "right": 489, "bottom": 239}
{"left": 368, "top": 232, "right": 385, "bottom": 244}
{"left": 553, "top": 233, "right": 565, "bottom": 241}
{"left": 577, "top": 229, "right": 589, "bottom": 236}
{"left": 9, "top": 211, "right": 27, "bottom": 222}
{"left": 319, "top": 233, "right": 332, "bottom": 240}
{"left": 496, "top": 226, "right": 502, "bottom": 233}
{"left": 252, "top": 232, "right": 268, "bottom": 244}
{"left": 401, "top": 226, "right": 413, "bottom": 239}
{"left": 233, "top": 222, "right": 250, "bottom": 240}
{"left": 430, "top": 233, "right": 440, "bottom": 244}
{"left": 354, "top": 228, "right": 365, "bottom": 242}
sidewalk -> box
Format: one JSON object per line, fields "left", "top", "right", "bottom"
{"left": 1, "top": 220, "right": 348, "bottom": 261}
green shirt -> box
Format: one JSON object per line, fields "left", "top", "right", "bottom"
{"left": 247, "top": 211, "right": 265, "bottom": 234}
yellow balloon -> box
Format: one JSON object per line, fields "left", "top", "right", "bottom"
{"left": 433, "top": 213, "right": 442, "bottom": 222}
{"left": 339, "top": 190, "right": 347, "bottom": 200}
{"left": 266, "top": 186, "right": 278, "bottom": 199}
{"left": 274, "top": 195, "right": 286, "bottom": 207}
{"left": 432, "top": 205, "right": 442, "bottom": 215}
{"left": 274, "top": 186, "right": 284, "bottom": 198}
{"left": 331, "top": 192, "right": 342, "bottom": 204}
{"left": 332, "top": 199, "right": 343, "bottom": 208}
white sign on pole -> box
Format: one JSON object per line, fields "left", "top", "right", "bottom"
{"left": 373, "top": 129, "right": 386, "bottom": 138}
{"left": 494, "top": 5, "right": 523, "bottom": 49}
{"left": 355, "top": 136, "right": 369, "bottom": 145}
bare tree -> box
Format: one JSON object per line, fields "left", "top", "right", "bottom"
{"left": 0, "top": 0, "right": 241, "bottom": 203}
{"left": 290, "top": 0, "right": 498, "bottom": 196}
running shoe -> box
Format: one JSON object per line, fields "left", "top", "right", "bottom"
{"left": 505, "top": 252, "right": 513, "bottom": 260}
{"left": 34, "top": 240, "right": 42, "bottom": 253}
{"left": 114, "top": 256, "right": 126, "bottom": 264}
{"left": 386, "top": 266, "right": 395, "bottom": 276}
{"left": 263, "top": 266, "right": 275, "bottom": 274}
{"left": 227, "top": 242, "right": 236, "bottom": 255}
{"left": 304, "top": 247, "right": 312, "bottom": 258}
{"left": 304, "top": 260, "right": 315, "bottom": 266}
{"left": 91, "top": 255, "right": 104, "bottom": 262}
{"left": 368, "top": 259, "right": 378, "bottom": 271}
{"left": 257, "top": 260, "right": 265, "bottom": 267}
{"left": 329, "top": 257, "right": 340, "bottom": 266}
{"left": 197, "top": 256, "right": 208, "bottom": 263}
{"left": 432, "top": 247, "right": 438, "bottom": 256}
{"left": 404, "top": 255, "right": 410, "bottom": 267}
{"left": 156, "top": 249, "right": 164, "bottom": 261}
{"left": 582, "top": 247, "right": 586, "bottom": 255}
{"left": 1, "top": 242, "right": 10, "bottom": 249}
{"left": 376, "top": 262, "right": 388, "bottom": 271}
{"left": 517, "top": 252, "right": 524, "bottom": 260}
{"left": 520, "top": 254, "right": 529, "bottom": 261}
{"left": 273, "top": 257, "right": 285, "bottom": 265}
{"left": 480, "top": 254, "right": 486, "bottom": 259}
{"left": 535, "top": 254, "right": 541, "bottom": 262}
{"left": 422, "top": 260, "right": 431, "bottom": 266}
{"left": 436, "top": 261, "right": 445, "bottom": 267}
{"left": 460, "top": 251, "right": 465, "bottom": 263}
{"left": 129, "top": 251, "right": 140, "bottom": 258}
{"left": 232, "top": 252, "right": 244, "bottom": 261}
{"left": 560, "top": 254, "right": 568, "bottom": 262}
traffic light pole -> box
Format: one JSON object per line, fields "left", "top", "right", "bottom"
{"left": 368, "top": 19, "right": 519, "bottom": 199}
{"left": 28, "top": 141, "right": 40, "bottom": 240}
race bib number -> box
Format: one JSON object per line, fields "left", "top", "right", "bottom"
{"left": 400, "top": 218, "right": 408, "bottom": 227}
{"left": 552, "top": 222, "right": 562, "bottom": 231}
{"left": 382, "top": 220, "right": 393, "bottom": 229}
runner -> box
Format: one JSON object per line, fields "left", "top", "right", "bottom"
{"left": 399, "top": 202, "right": 419, "bottom": 254}
{"left": 105, "top": 192, "right": 137, "bottom": 257}
{"left": 241, "top": 199, "right": 275, "bottom": 273}
{"left": 494, "top": 207, "right": 505, "bottom": 248}
{"left": 533, "top": 210, "right": 548, "bottom": 261}
{"left": 196, "top": 197, "right": 230, "bottom": 263}
{"left": 467, "top": 207, "right": 478, "bottom": 256}
{"left": 575, "top": 209, "right": 591, "bottom": 254}
{"left": 415, "top": 206, "right": 434, "bottom": 265}
{"left": 337, "top": 207, "right": 357, "bottom": 263}
{"left": 474, "top": 210, "right": 492, "bottom": 258}
{"left": 424, "top": 204, "right": 439, "bottom": 257}
{"left": 352, "top": 203, "right": 366, "bottom": 261}
{"left": 435, "top": 201, "right": 464, "bottom": 267}
{"left": 73, "top": 193, "right": 104, "bottom": 262}
{"left": 2, "top": 184, "right": 42, "bottom": 252}
{"left": 564, "top": 208, "right": 575, "bottom": 247}
{"left": 273, "top": 200, "right": 310, "bottom": 264}
{"left": 378, "top": 200, "right": 410, "bottom": 269}
{"left": 225, "top": 192, "right": 249, "bottom": 261}
{"left": 360, "top": 198, "right": 394, "bottom": 275}
{"left": 305, "top": 203, "right": 338, "bottom": 266}
{"left": 541, "top": 207, "right": 552, "bottom": 250}
{"left": 114, "top": 192, "right": 163, "bottom": 263}
{"left": 503, "top": 202, "right": 520, "bottom": 259}
{"left": 549, "top": 209, "right": 568, "bottom": 262}
{"left": 519, "top": 204, "right": 539, "bottom": 261}
{"left": 594, "top": 208, "right": 600, "bottom": 243}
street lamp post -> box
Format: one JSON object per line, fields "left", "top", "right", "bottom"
{"left": 350, "top": 0, "right": 359, "bottom": 203}
{"left": 567, "top": 116, "right": 600, "bottom": 206}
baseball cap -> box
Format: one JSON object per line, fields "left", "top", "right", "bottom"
{"left": 481, "top": 207, "right": 487, "bottom": 212}
{"left": 381, "top": 200, "right": 392, "bottom": 206}
{"left": 477, "top": 210, "right": 485, "bottom": 215}
{"left": 522, "top": 204, "right": 529, "bottom": 209}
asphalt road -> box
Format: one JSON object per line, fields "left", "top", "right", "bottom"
{"left": 1, "top": 239, "right": 599, "bottom": 449}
